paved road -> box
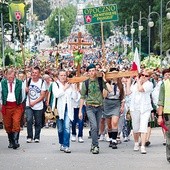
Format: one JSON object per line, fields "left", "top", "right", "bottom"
{"left": 0, "top": 127, "right": 169, "bottom": 170}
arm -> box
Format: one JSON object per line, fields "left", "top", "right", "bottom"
{"left": 157, "top": 83, "right": 165, "bottom": 125}
{"left": 78, "top": 82, "right": 86, "bottom": 120}
{"left": 78, "top": 98, "right": 85, "bottom": 120}
{"left": 30, "top": 90, "right": 46, "bottom": 107}
{"left": 125, "top": 78, "right": 132, "bottom": 95}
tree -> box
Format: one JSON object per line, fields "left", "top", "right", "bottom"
{"left": 33, "top": 0, "right": 52, "bottom": 21}
{"left": 45, "top": 5, "right": 77, "bottom": 44}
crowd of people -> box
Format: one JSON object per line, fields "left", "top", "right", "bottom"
{"left": 0, "top": 57, "right": 170, "bottom": 163}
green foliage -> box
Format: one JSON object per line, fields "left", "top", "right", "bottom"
{"left": 33, "top": 0, "right": 52, "bottom": 21}
{"left": 45, "top": 5, "right": 77, "bottom": 44}
{"left": 141, "top": 55, "right": 161, "bottom": 68}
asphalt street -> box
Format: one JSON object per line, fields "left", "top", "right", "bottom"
{"left": 0, "top": 127, "right": 169, "bottom": 170}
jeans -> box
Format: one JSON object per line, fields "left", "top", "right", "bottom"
{"left": 56, "top": 104, "right": 70, "bottom": 147}
{"left": 26, "top": 107, "right": 43, "bottom": 140}
{"left": 86, "top": 105, "right": 102, "bottom": 146}
{"left": 72, "top": 106, "right": 85, "bottom": 137}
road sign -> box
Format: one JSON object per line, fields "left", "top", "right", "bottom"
{"left": 83, "top": 4, "right": 118, "bottom": 25}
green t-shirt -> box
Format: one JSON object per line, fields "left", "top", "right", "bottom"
{"left": 80, "top": 78, "right": 106, "bottom": 106}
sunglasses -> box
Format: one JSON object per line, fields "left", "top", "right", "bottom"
{"left": 141, "top": 74, "right": 149, "bottom": 77}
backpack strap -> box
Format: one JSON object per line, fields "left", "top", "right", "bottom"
{"left": 85, "top": 79, "right": 89, "bottom": 96}
{"left": 97, "top": 77, "right": 103, "bottom": 93}
{"left": 27, "top": 78, "right": 31, "bottom": 87}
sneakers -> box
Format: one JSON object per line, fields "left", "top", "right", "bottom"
{"left": 116, "top": 136, "right": 121, "bottom": 144}
{"left": 64, "top": 147, "right": 71, "bottom": 153}
{"left": 71, "top": 135, "right": 76, "bottom": 142}
{"left": 112, "top": 142, "right": 118, "bottom": 149}
{"left": 60, "top": 145, "right": 65, "bottom": 151}
{"left": 78, "top": 137, "right": 84, "bottom": 143}
{"left": 123, "top": 137, "right": 128, "bottom": 142}
{"left": 99, "top": 134, "right": 105, "bottom": 141}
{"left": 34, "top": 139, "right": 40, "bottom": 143}
{"left": 26, "top": 138, "right": 33, "bottom": 143}
{"left": 90, "top": 145, "right": 99, "bottom": 154}
{"left": 109, "top": 141, "right": 113, "bottom": 147}
{"left": 141, "top": 146, "right": 147, "bottom": 154}
{"left": 134, "top": 143, "right": 139, "bottom": 151}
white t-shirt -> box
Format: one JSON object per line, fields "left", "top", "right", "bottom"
{"left": 26, "top": 79, "right": 46, "bottom": 110}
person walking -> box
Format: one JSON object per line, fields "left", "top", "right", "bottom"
{"left": 103, "top": 71, "right": 125, "bottom": 149}
{"left": 25, "top": 66, "right": 46, "bottom": 143}
{"left": 52, "top": 69, "right": 77, "bottom": 153}
{"left": 157, "top": 68, "right": 170, "bottom": 163}
{"left": 126, "top": 69, "right": 153, "bottom": 154}
{"left": 0, "top": 68, "right": 25, "bottom": 149}
{"left": 79, "top": 64, "right": 112, "bottom": 154}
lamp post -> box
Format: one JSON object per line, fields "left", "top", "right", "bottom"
{"left": 55, "top": 14, "right": 64, "bottom": 45}
{"left": 124, "top": 19, "right": 131, "bottom": 56}
{"left": 1, "top": 21, "right": 13, "bottom": 68}
{"left": 131, "top": 16, "right": 141, "bottom": 54}
{"left": 138, "top": 11, "right": 148, "bottom": 59}
{"left": 148, "top": 0, "right": 162, "bottom": 66}
{"left": 166, "top": 1, "right": 170, "bottom": 19}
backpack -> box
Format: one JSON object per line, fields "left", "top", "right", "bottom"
{"left": 27, "top": 78, "right": 44, "bottom": 88}
{"left": 85, "top": 77, "right": 103, "bottom": 96}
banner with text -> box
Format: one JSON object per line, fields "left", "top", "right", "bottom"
{"left": 83, "top": 4, "right": 118, "bottom": 25}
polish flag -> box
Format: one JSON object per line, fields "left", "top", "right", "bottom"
{"left": 131, "top": 47, "right": 141, "bottom": 72}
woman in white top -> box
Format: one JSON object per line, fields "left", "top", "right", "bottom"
{"left": 126, "top": 69, "right": 153, "bottom": 154}
{"left": 52, "top": 70, "right": 77, "bottom": 153}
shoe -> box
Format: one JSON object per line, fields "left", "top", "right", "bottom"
{"left": 12, "top": 132, "right": 20, "bottom": 149}
{"left": 124, "top": 137, "right": 128, "bottom": 142}
{"left": 163, "top": 139, "right": 166, "bottom": 146}
{"left": 78, "top": 137, "right": 84, "bottom": 143}
{"left": 109, "top": 141, "right": 113, "bottom": 147}
{"left": 112, "top": 142, "right": 118, "bottom": 149}
{"left": 26, "top": 138, "right": 33, "bottom": 143}
{"left": 60, "top": 145, "right": 65, "bottom": 151}
{"left": 116, "top": 137, "right": 121, "bottom": 144}
{"left": 45, "top": 123, "right": 49, "bottom": 128}
{"left": 34, "top": 139, "right": 40, "bottom": 143}
{"left": 134, "top": 143, "right": 139, "bottom": 151}
{"left": 145, "top": 141, "right": 151, "bottom": 147}
{"left": 64, "top": 147, "right": 71, "bottom": 153}
{"left": 71, "top": 135, "right": 76, "bottom": 142}
{"left": 99, "top": 134, "right": 105, "bottom": 141}
{"left": 141, "top": 146, "right": 147, "bottom": 154}
{"left": 91, "top": 146, "right": 99, "bottom": 154}
{"left": 52, "top": 122, "right": 56, "bottom": 128}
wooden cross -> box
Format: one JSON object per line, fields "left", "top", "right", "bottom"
{"left": 68, "top": 32, "right": 93, "bottom": 76}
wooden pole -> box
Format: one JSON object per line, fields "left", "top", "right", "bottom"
{"left": 101, "top": 21, "right": 105, "bottom": 67}
{"left": 17, "top": 20, "right": 30, "bottom": 104}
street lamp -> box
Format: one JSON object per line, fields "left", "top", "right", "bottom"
{"left": 124, "top": 20, "right": 131, "bottom": 56}
{"left": 131, "top": 16, "right": 140, "bottom": 54}
{"left": 138, "top": 11, "right": 148, "bottom": 59}
{"left": 148, "top": 1, "right": 163, "bottom": 66}
{"left": 166, "top": 1, "right": 170, "bottom": 19}
{"left": 55, "top": 14, "right": 64, "bottom": 45}
{"left": 0, "top": 22, "right": 13, "bottom": 68}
